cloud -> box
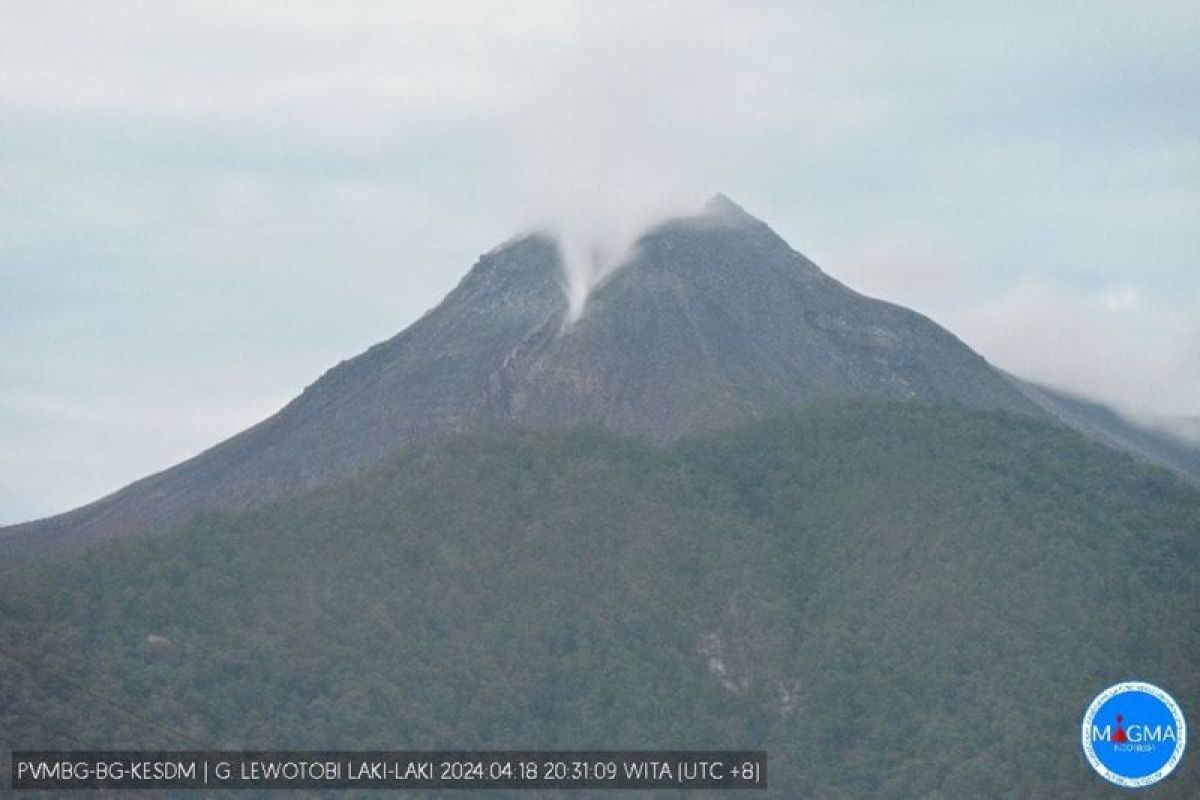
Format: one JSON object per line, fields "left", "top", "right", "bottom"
{"left": 941, "top": 280, "right": 1199, "bottom": 418}
{"left": 1, "top": 1, "right": 1197, "bottom": 520}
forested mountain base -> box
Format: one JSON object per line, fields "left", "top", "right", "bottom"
{"left": 3, "top": 402, "right": 1198, "bottom": 798}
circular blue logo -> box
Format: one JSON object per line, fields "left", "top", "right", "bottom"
{"left": 1082, "top": 681, "right": 1186, "bottom": 788}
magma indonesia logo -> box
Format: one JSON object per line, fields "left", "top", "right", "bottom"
{"left": 1082, "top": 681, "right": 1187, "bottom": 788}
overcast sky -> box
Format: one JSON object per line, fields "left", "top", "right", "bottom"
{"left": 2, "top": 1, "right": 1197, "bottom": 524}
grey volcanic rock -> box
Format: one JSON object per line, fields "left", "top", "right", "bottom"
{"left": 2, "top": 234, "right": 568, "bottom": 551}
{"left": 3, "top": 195, "right": 1158, "bottom": 552}
{"left": 498, "top": 195, "right": 1037, "bottom": 440}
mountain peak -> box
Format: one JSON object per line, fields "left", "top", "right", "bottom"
{"left": 703, "top": 192, "right": 746, "bottom": 215}
{"left": 700, "top": 192, "right": 764, "bottom": 226}
{"left": 639, "top": 194, "right": 765, "bottom": 244}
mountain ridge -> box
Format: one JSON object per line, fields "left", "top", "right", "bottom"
{"left": 1007, "top": 375, "right": 1200, "bottom": 485}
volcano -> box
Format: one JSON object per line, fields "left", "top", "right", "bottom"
{"left": 3, "top": 195, "right": 1194, "bottom": 552}
{"left": 3, "top": 197, "right": 1199, "bottom": 798}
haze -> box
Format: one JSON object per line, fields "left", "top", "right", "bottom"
{"left": 2, "top": 1, "right": 1197, "bottom": 524}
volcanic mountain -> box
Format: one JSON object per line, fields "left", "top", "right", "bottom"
{"left": 4, "top": 197, "right": 1200, "bottom": 798}
{"left": 3, "top": 195, "right": 1194, "bottom": 551}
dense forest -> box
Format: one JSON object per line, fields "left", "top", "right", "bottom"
{"left": 2, "top": 401, "right": 1198, "bottom": 798}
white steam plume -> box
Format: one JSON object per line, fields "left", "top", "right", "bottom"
{"left": 477, "top": 3, "right": 776, "bottom": 319}
{"left": 540, "top": 198, "right": 678, "bottom": 324}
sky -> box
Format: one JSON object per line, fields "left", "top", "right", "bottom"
{"left": 2, "top": 1, "right": 1197, "bottom": 524}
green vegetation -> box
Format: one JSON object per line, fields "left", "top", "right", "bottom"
{"left": 2, "top": 401, "right": 1198, "bottom": 798}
